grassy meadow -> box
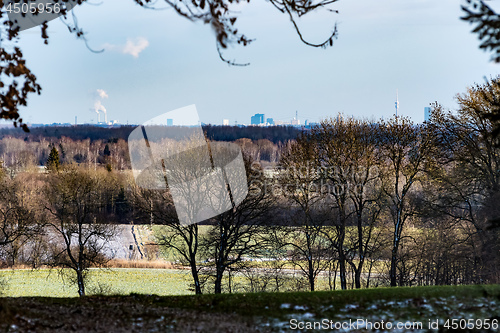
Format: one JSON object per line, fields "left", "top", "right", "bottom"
{"left": 0, "top": 268, "right": 192, "bottom": 297}
{"left": 0, "top": 267, "right": 347, "bottom": 297}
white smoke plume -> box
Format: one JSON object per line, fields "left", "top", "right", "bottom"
{"left": 94, "top": 100, "right": 106, "bottom": 113}
{"left": 96, "top": 89, "right": 108, "bottom": 99}
{"left": 92, "top": 89, "right": 108, "bottom": 123}
{"left": 103, "top": 37, "right": 149, "bottom": 58}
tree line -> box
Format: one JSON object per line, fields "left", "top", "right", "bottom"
{"left": 0, "top": 125, "right": 300, "bottom": 145}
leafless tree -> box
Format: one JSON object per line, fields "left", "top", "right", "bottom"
{"left": 428, "top": 83, "right": 500, "bottom": 283}
{"left": 131, "top": 134, "right": 219, "bottom": 295}
{"left": 0, "top": 170, "right": 43, "bottom": 266}
{"left": 200, "top": 153, "right": 273, "bottom": 294}
{"left": 277, "top": 134, "right": 331, "bottom": 291}
{"left": 315, "top": 117, "right": 384, "bottom": 289}
{"left": 43, "top": 166, "right": 119, "bottom": 297}
{"left": 378, "top": 116, "right": 436, "bottom": 287}
{"left": 134, "top": 185, "right": 205, "bottom": 294}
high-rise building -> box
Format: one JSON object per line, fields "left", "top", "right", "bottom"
{"left": 424, "top": 107, "right": 431, "bottom": 122}
{"left": 167, "top": 118, "right": 174, "bottom": 126}
{"left": 223, "top": 119, "right": 229, "bottom": 126}
{"left": 251, "top": 113, "right": 265, "bottom": 125}
{"left": 266, "top": 118, "right": 274, "bottom": 125}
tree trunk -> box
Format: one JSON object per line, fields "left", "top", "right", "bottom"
{"left": 354, "top": 267, "right": 362, "bottom": 289}
{"left": 77, "top": 270, "right": 85, "bottom": 297}
{"left": 333, "top": 263, "right": 338, "bottom": 290}
{"left": 189, "top": 255, "right": 202, "bottom": 294}
{"left": 339, "top": 255, "right": 347, "bottom": 289}
{"left": 355, "top": 210, "right": 365, "bottom": 289}
{"left": 391, "top": 211, "right": 402, "bottom": 287}
{"left": 337, "top": 218, "right": 348, "bottom": 290}
{"left": 337, "top": 244, "right": 348, "bottom": 290}
{"left": 308, "top": 258, "right": 315, "bottom": 291}
{"left": 390, "top": 245, "right": 398, "bottom": 287}
{"left": 366, "top": 261, "right": 374, "bottom": 288}
{"left": 215, "top": 265, "right": 224, "bottom": 294}
{"left": 328, "top": 261, "right": 337, "bottom": 290}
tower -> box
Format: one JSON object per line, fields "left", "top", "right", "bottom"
{"left": 292, "top": 110, "right": 300, "bottom": 126}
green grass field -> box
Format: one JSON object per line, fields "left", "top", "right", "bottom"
{"left": 0, "top": 267, "right": 344, "bottom": 297}
{"left": 0, "top": 268, "right": 193, "bottom": 297}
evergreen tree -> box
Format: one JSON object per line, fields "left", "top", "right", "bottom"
{"left": 46, "top": 147, "right": 60, "bottom": 171}
{"left": 103, "top": 144, "right": 111, "bottom": 157}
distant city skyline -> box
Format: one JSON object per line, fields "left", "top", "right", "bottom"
{"left": 0, "top": 103, "right": 466, "bottom": 127}
{"left": 10, "top": 0, "right": 500, "bottom": 126}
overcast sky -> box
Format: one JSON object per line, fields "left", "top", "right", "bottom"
{"left": 11, "top": 0, "right": 500, "bottom": 125}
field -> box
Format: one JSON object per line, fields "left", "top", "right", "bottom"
{"left": 0, "top": 268, "right": 192, "bottom": 297}
{"left": 0, "top": 267, "right": 343, "bottom": 297}
{"left": 0, "top": 284, "right": 498, "bottom": 332}
{"left": 0, "top": 268, "right": 498, "bottom": 331}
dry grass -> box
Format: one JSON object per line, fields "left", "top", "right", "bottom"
{"left": 0, "top": 263, "right": 41, "bottom": 270}
{"left": 0, "top": 260, "right": 178, "bottom": 271}
{"left": 104, "top": 259, "right": 175, "bottom": 269}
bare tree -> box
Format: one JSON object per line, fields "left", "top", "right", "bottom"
{"left": 200, "top": 153, "right": 273, "bottom": 294}
{"left": 0, "top": 171, "right": 42, "bottom": 266}
{"left": 43, "top": 166, "right": 119, "bottom": 297}
{"left": 378, "top": 116, "right": 436, "bottom": 287}
{"left": 134, "top": 185, "right": 205, "bottom": 294}
{"left": 428, "top": 83, "right": 500, "bottom": 283}
{"left": 131, "top": 133, "right": 222, "bottom": 295}
{"left": 316, "top": 117, "right": 384, "bottom": 289}
{"left": 277, "top": 134, "right": 331, "bottom": 291}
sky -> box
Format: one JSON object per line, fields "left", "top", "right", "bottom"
{"left": 8, "top": 0, "right": 500, "bottom": 125}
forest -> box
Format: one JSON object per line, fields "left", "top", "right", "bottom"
{"left": 0, "top": 124, "right": 301, "bottom": 145}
